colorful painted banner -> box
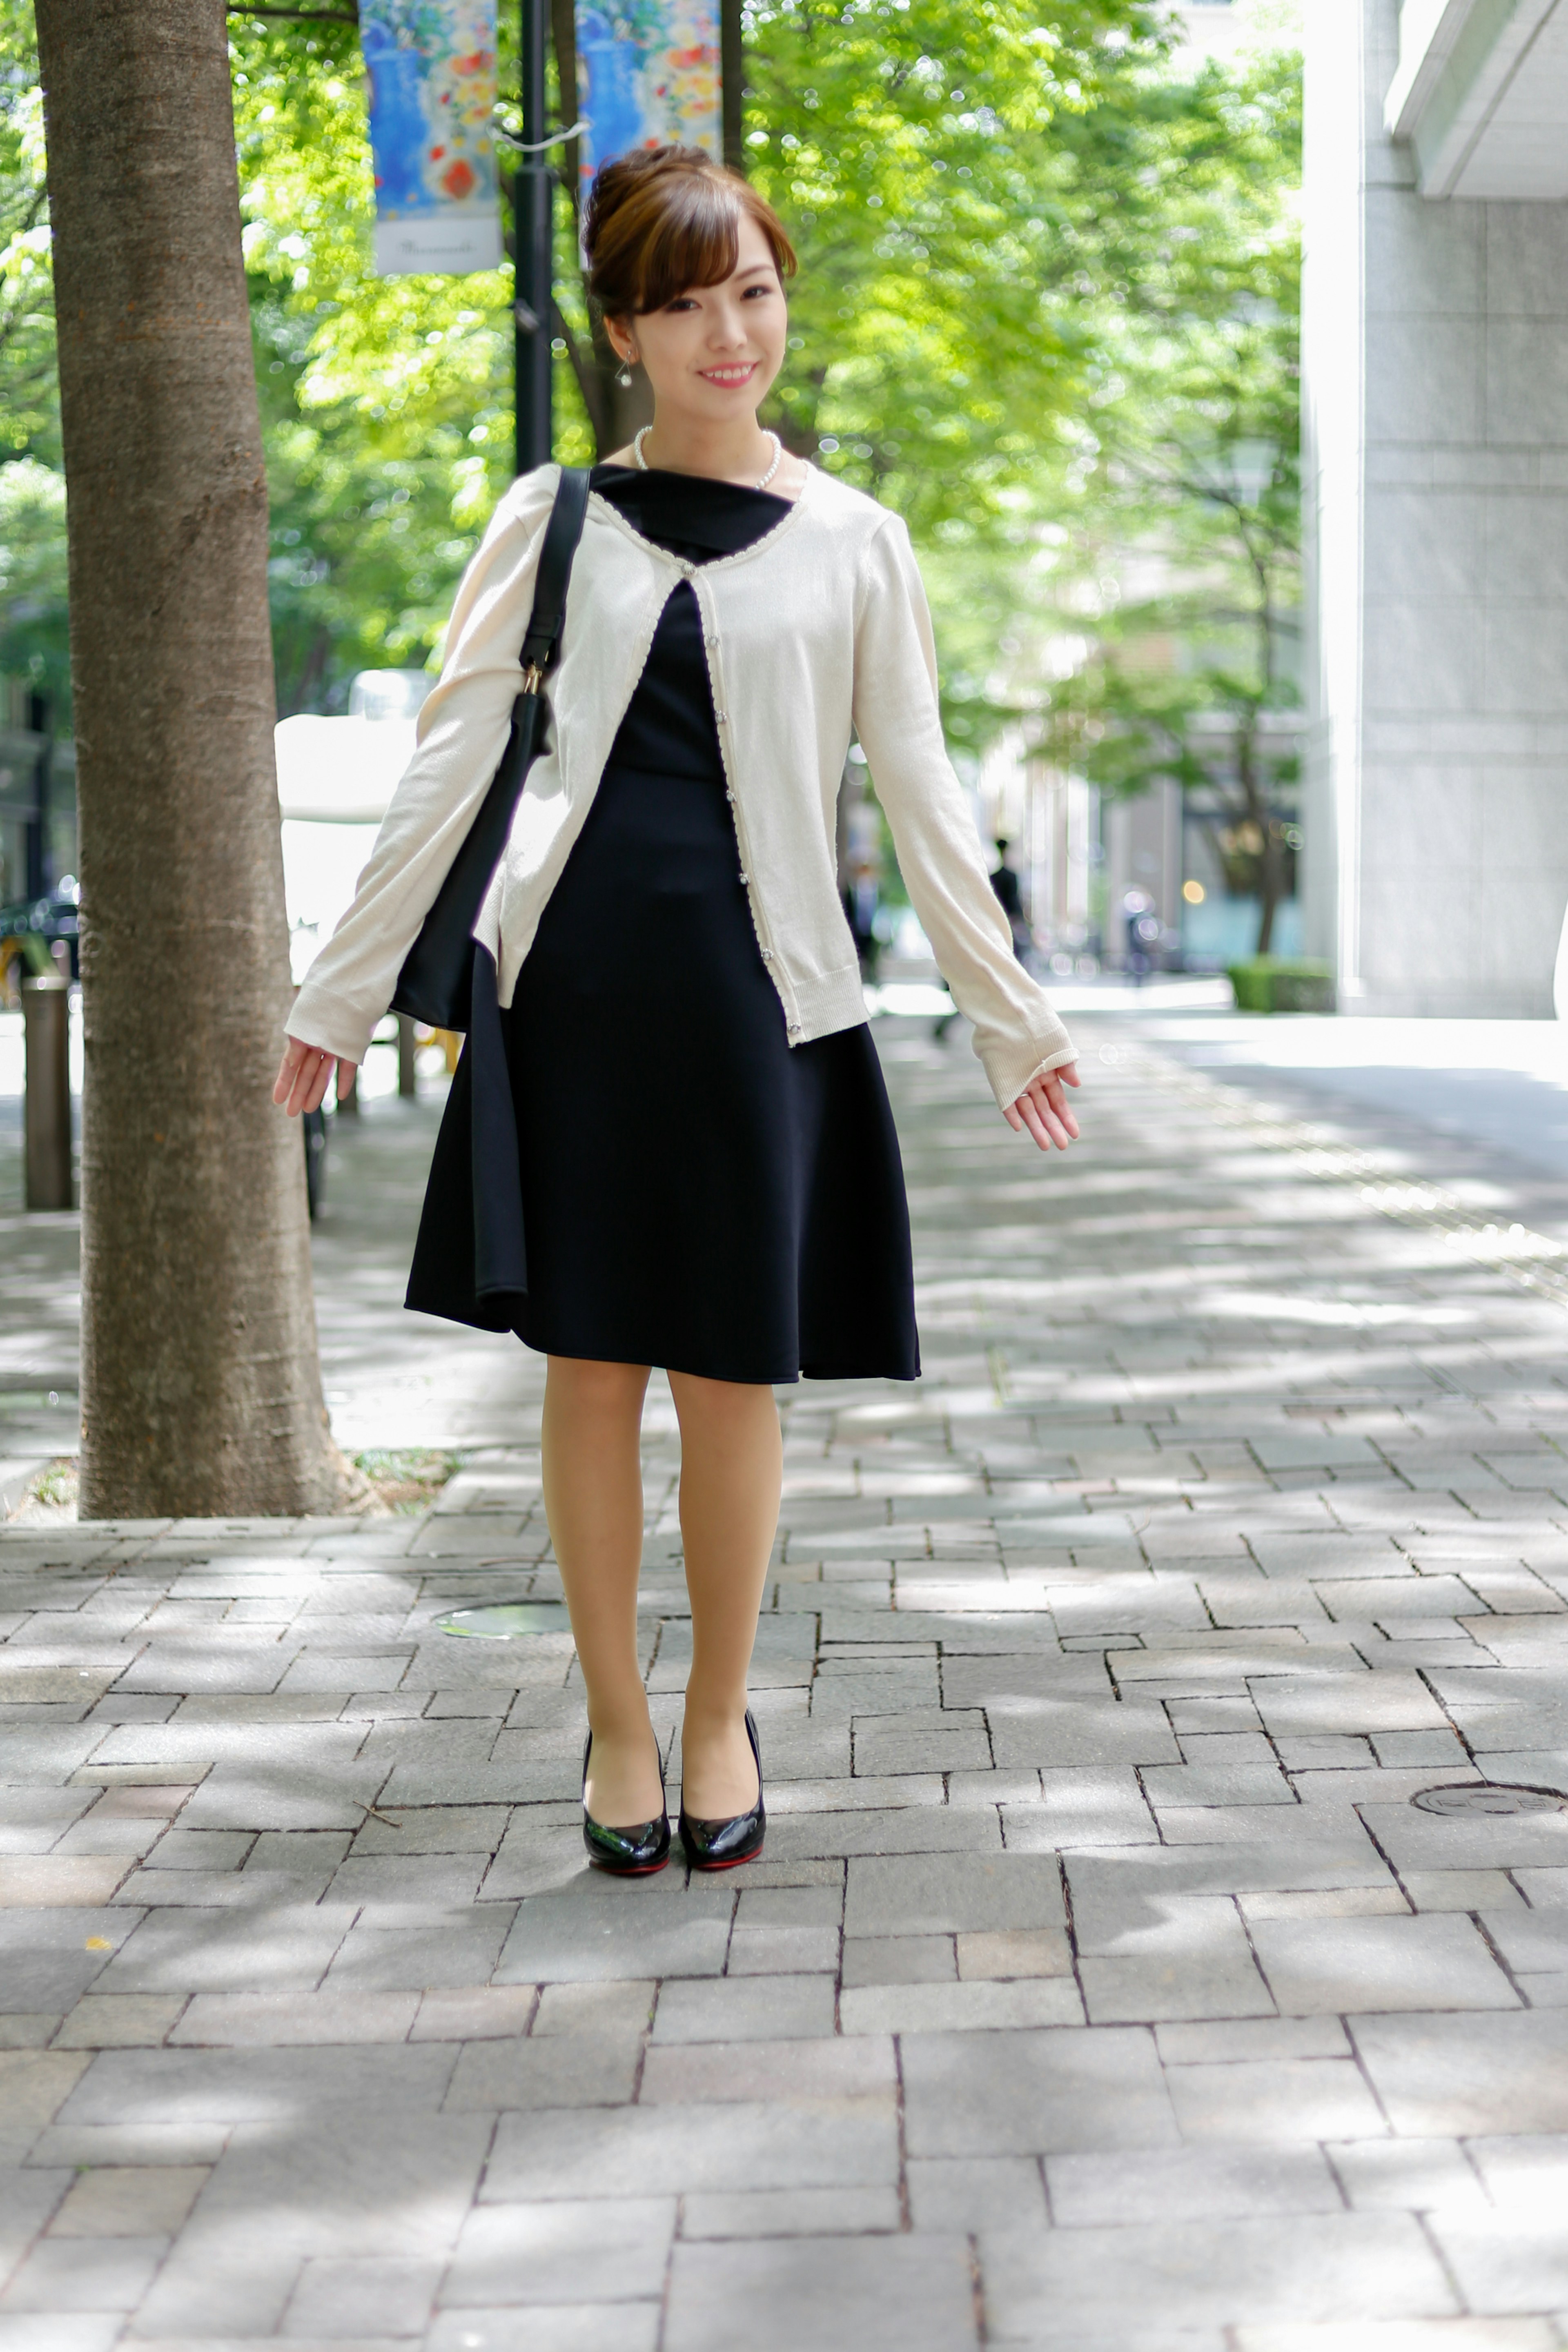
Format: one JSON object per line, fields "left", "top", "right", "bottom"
{"left": 362, "top": 0, "right": 504, "bottom": 276}
{"left": 575, "top": 1, "right": 722, "bottom": 183}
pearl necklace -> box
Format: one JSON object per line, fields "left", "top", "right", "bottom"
{"left": 632, "top": 425, "right": 784, "bottom": 492}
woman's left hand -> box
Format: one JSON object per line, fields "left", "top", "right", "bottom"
{"left": 1005, "top": 1062, "right": 1081, "bottom": 1153}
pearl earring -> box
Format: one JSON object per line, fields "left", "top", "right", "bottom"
{"left": 616, "top": 355, "right": 635, "bottom": 388}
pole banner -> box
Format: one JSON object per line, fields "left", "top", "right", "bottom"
{"left": 361, "top": 0, "right": 505, "bottom": 275}
{"left": 574, "top": 2, "right": 722, "bottom": 182}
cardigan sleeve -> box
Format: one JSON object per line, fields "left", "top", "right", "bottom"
{"left": 283, "top": 464, "right": 561, "bottom": 1064}
{"left": 850, "top": 514, "right": 1078, "bottom": 1109}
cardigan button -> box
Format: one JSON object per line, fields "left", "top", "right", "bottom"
{"left": 737, "top": 871, "right": 749, "bottom": 885}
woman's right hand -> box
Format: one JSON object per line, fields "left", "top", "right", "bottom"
{"left": 273, "top": 1036, "right": 356, "bottom": 1118}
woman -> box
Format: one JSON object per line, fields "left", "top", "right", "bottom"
{"left": 274, "top": 147, "right": 1081, "bottom": 1877}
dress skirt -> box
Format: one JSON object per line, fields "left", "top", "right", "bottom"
{"left": 404, "top": 466, "right": 920, "bottom": 1386}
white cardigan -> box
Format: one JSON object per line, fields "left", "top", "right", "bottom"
{"left": 286, "top": 460, "right": 1077, "bottom": 1108}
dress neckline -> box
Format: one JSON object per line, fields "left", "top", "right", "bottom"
{"left": 590, "top": 463, "right": 797, "bottom": 565}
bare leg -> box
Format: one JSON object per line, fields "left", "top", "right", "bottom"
{"left": 668, "top": 1371, "right": 782, "bottom": 1818}
{"left": 542, "top": 1355, "right": 664, "bottom": 1827}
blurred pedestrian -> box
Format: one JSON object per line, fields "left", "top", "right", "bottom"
{"left": 274, "top": 147, "right": 1082, "bottom": 1884}
{"left": 990, "top": 837, "right": 1031, "bottom": 962}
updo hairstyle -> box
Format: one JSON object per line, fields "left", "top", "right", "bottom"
{"left": 582, "top": 145, "right": 797, "bottom": 321}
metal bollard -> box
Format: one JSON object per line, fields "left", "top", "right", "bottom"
{"left": 396, "top": 1013, "right": 418, "bottom": 1100}
{"left": 22, "top": 975, "right": 72, "bottom": 1210}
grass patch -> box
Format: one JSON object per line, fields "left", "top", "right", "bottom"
{"left": 352, "top": 1448, "right": 461, "bottom": 1514}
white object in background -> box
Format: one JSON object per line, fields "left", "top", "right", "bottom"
{"left": 1555, "top": 894, "right": 1568, "bottom": 1022}
{"left": 276, "top": 672, "right": 429, "bottom": 984}
{"left": 274, "top": 714, "right": 417, "bottom": 823}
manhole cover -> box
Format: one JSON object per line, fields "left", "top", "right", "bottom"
{"left": 434, "top": 1603, "right": 572, "bottom": 1638}
{"left": 1410, "top": 1783, "right": 1568, "bottom": 1818}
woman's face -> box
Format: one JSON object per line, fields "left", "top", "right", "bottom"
{"left": 612, "top": 213, "right": 787, "bottom": 426}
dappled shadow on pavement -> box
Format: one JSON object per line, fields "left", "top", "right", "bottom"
{"left": 3, "top": 1012, "right": 1568, "bottom": 2345}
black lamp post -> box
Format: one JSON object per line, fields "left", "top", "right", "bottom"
{"left": 514, "top": 0, "right": 552, "bottom": 474}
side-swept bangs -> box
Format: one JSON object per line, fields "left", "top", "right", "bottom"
{"left": 584, "top": 147, "right": 797, "bottom": 318}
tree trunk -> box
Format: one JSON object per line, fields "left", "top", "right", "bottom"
{"left": 1234, "top": 712, "right": 1281, "bottom": 959}
{"left": 35, "top": 0, "right": 343, "bottom": 1518}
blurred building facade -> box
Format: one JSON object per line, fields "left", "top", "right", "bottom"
{"left": 1303, "top": 0, "right": 1568, "bottom": 1015}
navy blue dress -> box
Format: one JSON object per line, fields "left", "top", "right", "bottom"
{"left": 405, "top": 466, "right": 919, "bottom": 1385}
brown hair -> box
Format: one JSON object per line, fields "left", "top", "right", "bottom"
{"left": 582, "top": 145, "right": 797, "bottom": 319}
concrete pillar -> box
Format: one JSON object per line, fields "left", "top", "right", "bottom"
{"left": 1302, "top": 0, "right": 1568, "bottom": 1016}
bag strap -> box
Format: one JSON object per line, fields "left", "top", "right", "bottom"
{"left": 519, "top": 464, "right": 591, "bottom": 689}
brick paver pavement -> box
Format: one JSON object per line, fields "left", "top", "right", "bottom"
{"left": 5, "top": 1009, "right": 1568, "bottom": 2349}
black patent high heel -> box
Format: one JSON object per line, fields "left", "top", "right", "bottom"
{"left": 679, "top": 1708, "right": 766, "bottom": 1871}
{"left": 581, "top": 1731, "right": 671, "bottom": 1875}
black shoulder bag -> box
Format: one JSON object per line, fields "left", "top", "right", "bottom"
{"left": 390, "top": 465, "right": 591, "bottom": 1033}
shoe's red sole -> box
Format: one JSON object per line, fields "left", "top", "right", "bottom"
{"left": 687, "top": 1844, "right": 765, "bottom": 1872}
{"left": 587, "top": 1856, "right": 670, "bottom": 1875}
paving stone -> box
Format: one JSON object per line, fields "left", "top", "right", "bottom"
{"left": 0, "top": 2236, "right": 166, "bottom": 2312}
{"left": 680, "top": 2187, "right": 900, "bottom": 2238}
{"left": 94, "top": 1904, "right": 358, "bottom": 1996}
{"left": 444, "top": 2032, "right": 639, "bottom": 2110}
{"left": 283, "top": 2254, "right": 443, "bottom": 2338}
{"left": 1232, "top": 2326, "right": 1555, "bottom": 2352}
{"left": 979, "top": 2213, "right": 1456, "bottom": 2343}
{"left": 638, "top": 2038, "right": 893, "bottom": 2108}
{"left": 844, "top": 1853, "right": 1065, "bottom": 1938}
{"left": 1045, "top": 2145, "right": 1341, "bottom": 2225}
{"left": 54, "top": 2045, "right": 457, "bottom": 2125}
{"left": 531, "top": 1981, "right": 655, "bottom": 2038}
{"left": 1163, "top": 2058, "right": 1389, "bottom": 2145}
{"left": 169, "top": 1990, "right": 419, "bottom": 2046}
{"left": 842, "top": 1979, "right": 1083, "bottom": 2033}
{"left": 426, "top": 2305, "right": 659, "bottom": 2352}
{"left": 1479, "top": 1907, "right": 1568, "bottom": 1974}
{"left": 956, "top": 1929, "right": 1072, "bottom": 1980}
{"left": 0, "top": 2020, "right": 56, "bottom": 2052}
{"left": 841, "top": 1935, "right": 955, "bottom": 1988}
{"left": 0, "top": 2052, "right": 89, "bottom": 2134}
{"left": 442, "top": 2198, "right": 674, "bottom": 2303}
{"left": 1326, "top": 2138, "right": 1492, "bottom": 2214}
{"left": 1352, "top": 2013, "right": 1568, "bottom": 2136}
{"left": 0, "top": 2310, "right": 125, "bottom": 2352}
{"left": 1154, "top": 2019, "right": 1350, "bottom": 2064}
{"left": 325, "top": 1909, "right": 516, "bottom": 1991}
{"left": 652, "top": 1977, "right": 835, "bottom": 2045}
{"left": 47, "top": 2164, "right": 207, "bottom": 2237}
{"left": 492, "top": 1884, "right": 732, "bottom": 1985}
{"left": 483, "top": 2101, "right": 898, "bottom": 2198}
{"left": 51, "top": 1996, "right": 184, "bottom": 2049}
{"left": 664, "top": 2234, "right": 977, "bottom": 2352}
{"left": 901, "top": 2025, "right": 1177, "bottom": 2157}
{"left": 1428, "top": 2213, "right": 1568, "bottom": 2315}
{"left": 725, "top": 1921, "right": 840, "bottom": 1975}
{"left": 1249, "top": 1914, "right": 1519, "bottom": 2015}
{"left": 410, "top": 1988, "right": 538, "bottom": 2041}
{"left": 904, "top": 2156, "right": 1048, "bottom": 2231}
{"left": 0, "top": 1862, "right": 127, "bottom": 1910}
{"left": 1235, "top": 1893, "right": 1410, "bottom": 1940}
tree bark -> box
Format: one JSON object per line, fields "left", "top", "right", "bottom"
{"left": 35, "top": 0, "right": 343, "bottom": 1518}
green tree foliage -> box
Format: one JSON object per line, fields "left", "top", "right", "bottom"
{"left": 1050, "top": 43, "right": 1303, "bottom": 950}
{"left": 744, "top": 0, "right": 1171, "bottom": 535}
{"left": 0, "top": 0, "right": 66, "bottom": 700}
{"left": 4, "top": 0, "right": 1299, "bottom": 764}
{"left": 231, "top": 11, "right": 516, "bottom": 710}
